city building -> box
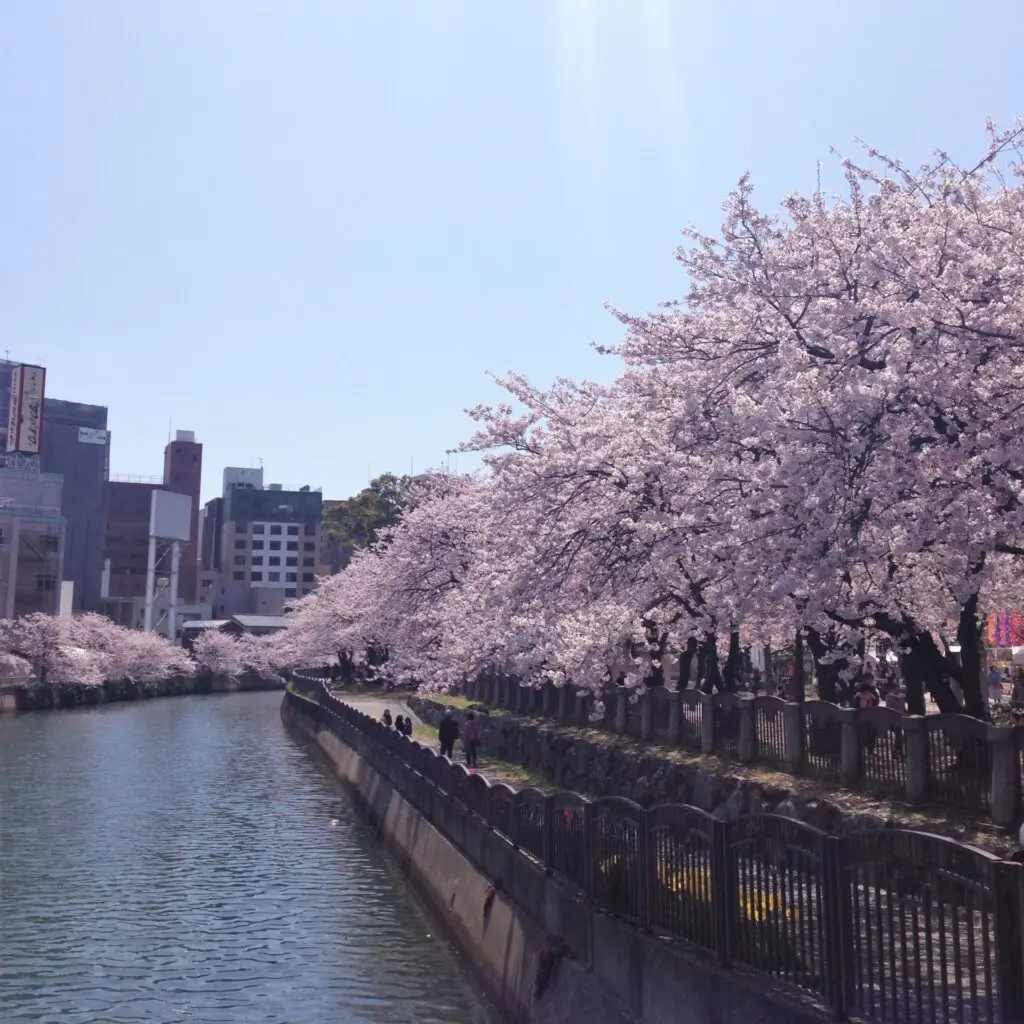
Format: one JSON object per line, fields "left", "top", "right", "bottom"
{"left": 38, "top": 400, "right": 109, "bottom": 611}
{"left": 162, "top": 431, "right": 202, "bottom": 603}
{"left": 0, "top": 467, "right": 67, "bottom": 617}
{"left": 0, "top": 360, "right": 110, "bottom": 613}
{"left": 205, "top": 468, "right": 323, "bottom": 619}
{"left": 100, "top": 430, "right": 204, "bottom": 636}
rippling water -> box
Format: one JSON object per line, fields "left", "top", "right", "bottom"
{"left": 0, "top": 692, "right": 495, "bottom": 1023}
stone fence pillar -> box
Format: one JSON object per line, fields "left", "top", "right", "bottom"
{"left": 557, "top": 685, "right": 569, "bottom": 720}
{"left": 640, "top": 692, "right": 653, "bottom": 741}
{"left": 989, "top": 725, "right": 1022, "bottom": 828}
{"left": 839, "top": 708, "right": 860, "bottom": 788}
{"left": 737, "top": 696, "right": 756, "bottom": 763}
{"left": 667, "top": 691, "right": 682, "bottom": 745}
{"left": 903, "top": 715, "right": 929, "bottom": 804}
{"left": 699, "top": 692, "right": 716, "bottom": 755}
{"left": 575, "top": 693, "right": 588, "bottom": 724}
{"left": 783, "top": 702, "right": 804, "bottom": 774}
{"left": 615, "top": 688, "right": 628, "bottom": 734}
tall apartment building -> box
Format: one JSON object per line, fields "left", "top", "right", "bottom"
{"left": 101, "top": 430, "right": 203, "bottom": 633}
{"left": 205, "top": 468, "right": 322, "bottom": 618}
{"left": 0, "top": 468, "right": 67, "bottom": 617}
{"left": 0, "top": 360, "right": 110, "bottom": 612}
{"left": 38, "top": 400, "right": 109, "bottom": 611}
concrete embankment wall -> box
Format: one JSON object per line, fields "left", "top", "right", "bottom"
{"left": 283, "top": 695, "right": 828, "bottom": 1024}
{"left": 0, "top": 673, "right": 284, "bottom": 713}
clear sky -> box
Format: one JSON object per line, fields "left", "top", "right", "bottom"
{"left": 1, "top": 1, "right": 1021, "bottom": 502}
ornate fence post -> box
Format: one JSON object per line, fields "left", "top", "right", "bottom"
{"left": 710, "top": 817, "right": 731, "bottom": 967}
{"left": 838, "top": 707, "right": 860, "bottom": 788}
{"left": 616, "top": 687, "right": 628, "bottom": 734}
{"left": 988, "top": 724, "right": 1022, "bottom": 828}
{"left": 737, "top": 696, "right": 756, "bottom": 763}
{"left": 783, "top": 701, "right": 804, "bottom": 774}
{"left": 640, "top": 692, "right": 653, "bottom": 741}
{"left": 902, "top": 715, "right": 929, "bottom": 804}
{"left": 668, "top": 689, "right": 682, "bottom": 745}
{"left": 994, "top": 860, "right": 1024, "bottom": 1023}
{"left": 699, "top": 692, "right": 716, "bottom": 755}
{"left": 638, "top": 807, "right": 652, "bottom": 931}
{"left": 557, "top": 685, "right": 569, "bottom": 720}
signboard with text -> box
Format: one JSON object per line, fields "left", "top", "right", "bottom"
{"left": 6, "top": 364, "right": 46, "bottom": 454}
{"left": 78, "top": 427, "right": 108, "bottom": 445}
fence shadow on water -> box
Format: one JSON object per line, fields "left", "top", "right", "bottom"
{"left": 286, "top": 676, "right": 1024, "bottom": 1024}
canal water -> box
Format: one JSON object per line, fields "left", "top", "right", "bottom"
{"left": 0, "top": 691, "right": 495, "bottom": 1024}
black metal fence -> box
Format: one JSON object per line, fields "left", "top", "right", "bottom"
{"left": 458, "top": 676, "right": 1024, "bottom": 828}
{"left": 286, "top": 678, "right": 1024, "bottom": 1024}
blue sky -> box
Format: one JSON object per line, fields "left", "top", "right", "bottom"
{"left": 1, "top": 1, "right": 1021, "bottom": 502}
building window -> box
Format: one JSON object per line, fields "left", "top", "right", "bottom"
{"left": 234, "top": 555, "right": 246, "bottom": 566}
{"left": 302, "top": 573, "right": 315, "bottom": 583}
{"left": 285, "top": 588, "right": 296, "bottom": 598}
{"left": 36, "top": 574, "right": 56, "bottom": 591}
{"left": 269, "top": 525, "right": 282, "bottom": 535}
{"left": 251, "top": 571, "right": 263, "bottom": 582}
{"left": 252, "top": 524, "right": 265, "bottom": 534}
{"left": 233, "top": 571, "right": 245, "bottom": 581}
{"left": 234, "top": 538, "right": 246, "bottom": 549}
{"left": 303, "top": 542, "right": 315, "bottom": 551}
{"left": 252, "top": 540, "right": 264, "bottom": 550}
{"left": 251, "top": 556, "right": 263, "bottom": 566}
{"left": 286, "top": 556, "right": 297, "bottom": 567}
{"left": 41, "top": 535, "right": 59, "bottom": 552}
{"left": 304, "top": 523, "right": 316, "bottom": 535}
{"left": 286, "top": 571, "right": 297, "bottom": 582}
{"left": 268, "top": 556, "right": 280, "bottom": 566}
{"left": 303, "top": 557, "right": 314, "bottom": 567}
{"left": 269, "top": 540, "right": 281, "bottom": 551}
{"left": 287, "top": 525, "right": 299, "bottom": 535}
{"left": 286, "top": 541, "right": 298, "bottom": 551}
{"left": 268, "top": 572, "right": 280, "bottom": 582}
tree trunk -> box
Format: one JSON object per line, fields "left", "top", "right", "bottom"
{"left": 956, "top": 595, "right": 988, "bottom": 720}
{"left": 647, "top": 631, "right": 667, "bottom": 687}
{"left": 723, "top": 630, "right": 742, "bottom": 692}
{"left": 677, "top": 636, "right": 698, "bottom": 689}
{"left": 805, "top": 628, "right": 846, "bottom": 704}
{"left": 902, "top": 630, "right": 964, "bottom": 714}
{"left": 793, "top": 629, "right": 806, "bottom": 702}
{"left": 704, "top": 633, "right": 723, "bottom": 693}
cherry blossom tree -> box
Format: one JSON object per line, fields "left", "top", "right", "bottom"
{"left": 271, "top": 120, "right": 1024, "bottom": 719}
{"left": 192, "top": 630, "right": 244, "bottom": 678}
{"left": 0, "top": 613, "right": 193, "bottom": 686}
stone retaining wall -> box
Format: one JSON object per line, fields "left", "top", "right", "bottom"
{"left": 408, "top": 696, "right": 1006, "bottom": 848}
{"left": 1, "top": 672, "right": 284, "bottom": 712}
{"left": 285, "top": 691, "right": 828, "bottom": 1024}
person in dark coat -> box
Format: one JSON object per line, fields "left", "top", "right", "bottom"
{"left": 438, "top": 712, "right": 459, "bottom": 759}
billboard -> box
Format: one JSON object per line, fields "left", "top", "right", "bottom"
{"left": 78, "top": 427, "right": 107, "bottom": 445}
{"left": 6, "top": 364, "right": 46, "bottom": 454}
{"left": 150, "top": 490, "right": 192, "bottom": 542}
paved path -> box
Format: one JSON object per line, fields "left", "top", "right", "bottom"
{"left": 336, "top": 693, "right": 548, "bottom": 792}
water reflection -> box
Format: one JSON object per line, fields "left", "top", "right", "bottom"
{"left": 0, "top": 692, "right": 494, "bottom": 1023}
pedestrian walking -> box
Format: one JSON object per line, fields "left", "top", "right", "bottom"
{"left": 462, "top": 712, "right": 480, "bottom": 768}
{"left": 438, "top": 712, "right": 459, "bottom": 759}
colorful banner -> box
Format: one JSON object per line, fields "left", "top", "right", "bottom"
{"left": 987, "top": 610, "right": 1024, "bottom": 648}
